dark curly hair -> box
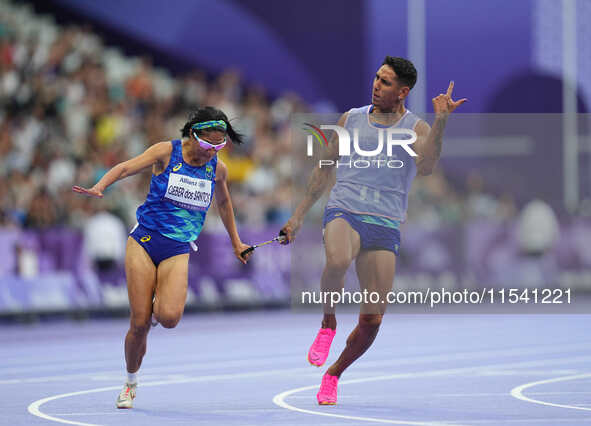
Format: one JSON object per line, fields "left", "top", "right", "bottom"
{"left": 180, "top": 106, "right": 244, "bottom": 144}
{"left": 382, "top": 56, "right": 417, "bottom": 90}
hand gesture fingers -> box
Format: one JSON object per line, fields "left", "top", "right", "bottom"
{"left": 432, "top": 82, "right": 467, "bottom": 114}
{"left": 446, "top": 81, "right": 454, "bottom": 97}
{"left": 451, "top": 97, "right": 467, "bottom": 107}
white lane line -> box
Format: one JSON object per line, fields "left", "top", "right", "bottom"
{"left": 272, "top": 357, "right": 591, "bottom": 426}
{"left": 28, "top": 366, "right": 312, "bottom": 426}
{"left": 288, "top": 390, "right": 591, "bottom": 399}
{"left": 4, "top": 354, "right": 310, "bottom": 385}
{"left": 510, "top": 373, "right": 591, "bottom": 411}
{"left": 2, "top": 353, "right": 302, "bottom": 376}
{"left": 28, "top": 352, "right": 591, "bottom": 425}
{"left": 11, "top": 342, "right": 590, "bottom": 386}
{"left": 353, "top": 342, "right": 591, "bottom": 370}
{"left": 7, "top": 339, "right": 591, "bottom": 377}
{"left": 273, "top": 382, "right": 460, "bottom": 426}
{"left": 28, "top": 385, "right": 119, "bottom": 426}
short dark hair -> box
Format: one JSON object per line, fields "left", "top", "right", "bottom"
{"left": 382, "top": 56, "right": 417, "bottom": 90}
{"left": 181, "top": 106, "right": 244, "bottom": 144}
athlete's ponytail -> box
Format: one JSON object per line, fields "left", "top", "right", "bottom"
{"left": 181, "top": 106, "right": 244, "bottom": 145}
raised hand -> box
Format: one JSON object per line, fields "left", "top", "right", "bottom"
{"left": 72, "top": 185, "right": 104, "bottom": 198}
{"left": 432, "top": 81, "right": 467, "bottom": 116}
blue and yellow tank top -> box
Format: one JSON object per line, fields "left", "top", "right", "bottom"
{"left": 136, "top": 139, "right": 217, "bottom": 242}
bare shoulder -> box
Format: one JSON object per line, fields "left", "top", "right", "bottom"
{"left": 323, "top": 112, "right": 349, "bottom": 160}
{"left": 147, "top": 141, "right": 174, "bottom": 174}
{"left": 150, "top": 141, "right": 174, "bottom": 156}
{"left": 215, "top": 159, "right": 227, "bottom": 182}
{"left": 143, "top": 140, "right": 174, "bottom": 163}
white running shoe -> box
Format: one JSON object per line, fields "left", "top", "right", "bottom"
{"left": 116, "top": 383, "right": 136, "bottom": 409}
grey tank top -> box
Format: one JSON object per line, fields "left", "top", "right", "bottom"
{"left": 326, "top": 105, "right": 421, "bottom": 221}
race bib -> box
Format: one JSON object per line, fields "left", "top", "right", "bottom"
{"left": 164, "top": 173, "right": 212, "bottom": 211}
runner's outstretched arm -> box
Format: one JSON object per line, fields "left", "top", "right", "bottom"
{"left": 280, "top": 113, "right": 348, "bottom": 243}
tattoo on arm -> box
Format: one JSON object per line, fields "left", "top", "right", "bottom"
{"left": 294, "top": 113, "right": 346, "bottom": 218}
{"left": 431, "top": 117, "right": 446, "bottom": 159}
{"left": 417, "top": 116, "right": 447, "bottom": 174}
{"left": 306, "top": 167, "right": 330, "bottom": 200}
{"left": 295, "top": 134, "right": 338, "bottom": 216}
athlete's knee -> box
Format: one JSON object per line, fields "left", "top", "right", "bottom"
{"left": 358, "top": 314, "right": 382, "bottom": 329}
{"left": 159, "top": 316, "right": 181, "bottom": 329}
{"left": 157, "top": 308, "right": 183, "bottom": 329}
{"left": 324, "top": 253, "right": 352, "bottom": 275}
{"left": 129, "top": 314, "right": 151, "bottom": 336}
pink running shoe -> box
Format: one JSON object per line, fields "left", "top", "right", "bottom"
{"left": 307, "top": 328, "right": 336, "bottom": 367}
{"left": 317, "top": 373, "right": 338, "bottom": 405}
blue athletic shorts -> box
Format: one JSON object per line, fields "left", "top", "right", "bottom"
{"left": 322, "top": 208, "right": 401, "bottom": 255}
{"left": 129, "top": 223, "right": 190, "bottom": 266}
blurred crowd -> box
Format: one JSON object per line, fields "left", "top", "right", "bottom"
{"left": 0, "top": 1, "right": 306, "bottom": 236}
{"left": 0, "top": 1, "right": 517, "bottom": 241}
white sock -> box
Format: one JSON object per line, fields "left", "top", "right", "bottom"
{"left": 127, "top": 372, "right": 137, "bottom": 385}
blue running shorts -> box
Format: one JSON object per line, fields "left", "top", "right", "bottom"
{"left": 129, "top": 223, "right": 190, "bottom": 266}
{"left": 322, "top": 208, "right": 401, "bottom": 255}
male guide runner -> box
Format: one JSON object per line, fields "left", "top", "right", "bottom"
{"left": 281, "top": 56, "right": 466, "bottom": 405}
